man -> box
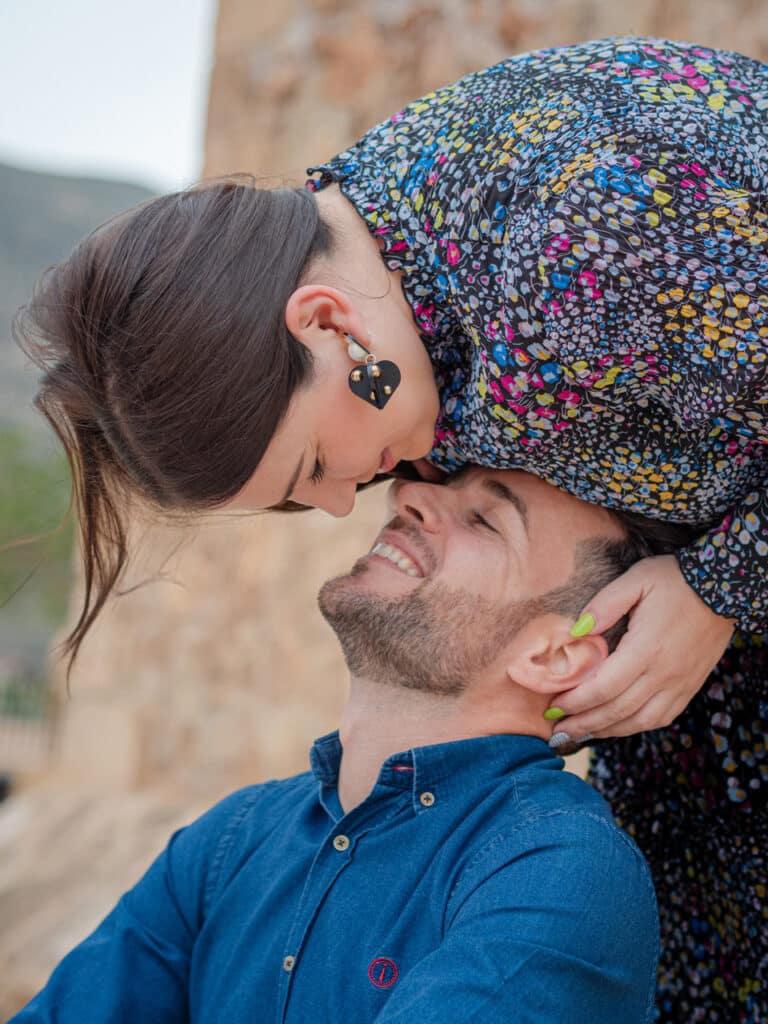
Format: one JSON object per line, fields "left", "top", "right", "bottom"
{"left": 12, "top": 468, "right": 660, "bottom": 1023}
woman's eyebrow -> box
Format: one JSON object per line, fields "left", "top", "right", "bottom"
{"left": 480, "top": 478, "right": 530, "bottom": 536}
{"left": 280, "top": 451, "right": 306, "bottom": 505}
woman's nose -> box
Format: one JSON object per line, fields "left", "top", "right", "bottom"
{"left": 320, "top": 482, "right": 358, "bottom": 518}
{"left": 390, "top": 479, "right": 443, "bottom": 532}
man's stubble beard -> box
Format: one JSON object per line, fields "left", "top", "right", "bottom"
{"left": 318, "top": 561, "right": 537, "bottom": 697}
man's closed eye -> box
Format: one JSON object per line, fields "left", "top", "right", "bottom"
{"left": 470, "top": 511, "right": 499, "bottom": 533}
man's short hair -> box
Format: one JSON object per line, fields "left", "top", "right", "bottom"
{"left": 534, "top": 509, "right": 706, "bottom": 652}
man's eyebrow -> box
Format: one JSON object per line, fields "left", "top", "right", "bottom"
{"left": 481, "top": 478, "right": 530, "bottom": 535}
{"left": 280, "top": 451, "right": 306, "bottom": 505}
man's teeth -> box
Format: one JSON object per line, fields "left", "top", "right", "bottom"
{"left": 370, "top": 542, "right": 421, "bottom": 577}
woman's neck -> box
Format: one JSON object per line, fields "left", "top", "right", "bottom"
{"left": 312, "top": 183, "right": 410, "bottom": 307}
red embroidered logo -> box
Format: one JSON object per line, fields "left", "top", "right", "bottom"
{"left": 368, "top": 957, "right": 399, "bottom": 989}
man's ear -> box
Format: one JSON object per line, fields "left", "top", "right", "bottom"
{"left": 504, "top": 617, "right": 610, "bottom": 696}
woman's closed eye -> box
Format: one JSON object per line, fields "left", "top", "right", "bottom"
{"left": 310, "top": 458, "right": 324, "bottom": 485}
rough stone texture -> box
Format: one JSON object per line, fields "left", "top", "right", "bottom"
{"left": 2, "top": 1, "right": 766, "bottom": 1016}
{"left": 204, "top": 0, "right": 768, "bottom": 186}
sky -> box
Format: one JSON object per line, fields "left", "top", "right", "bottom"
{"left": 0, "top": 0, "right": 218, "bottom": 193}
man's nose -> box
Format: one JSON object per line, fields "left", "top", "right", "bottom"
{"left": 389, "top": 479, "right": 444, "bottom": 533}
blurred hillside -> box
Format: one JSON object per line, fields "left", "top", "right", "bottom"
{"left": 0, "top": 163, "right": 154, "bottom": 726}
{"left": 0, "top": 161, "right": 154, "bottom": 437}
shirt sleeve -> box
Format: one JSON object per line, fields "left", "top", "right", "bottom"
{"left": 372, "top": 810, "right": 659, "bottom": 1024}
{"left": 8, "top": 787, "right": 259, "bottom": 1024}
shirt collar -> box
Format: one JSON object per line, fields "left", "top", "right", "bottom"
{"left": 309, "top": 728, "right": 561, "bottom": 805}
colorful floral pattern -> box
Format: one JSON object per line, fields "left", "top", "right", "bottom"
{"left": 593, "top": 630, "right": 768, "bottom": 1021}
{"left": 307, "top": 35, "right": 768, "bottom": 632}
{"left": 306, "top": 37, "right": 768, "bottom": 1021}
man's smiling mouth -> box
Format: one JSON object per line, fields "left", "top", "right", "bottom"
{"left": 369, "top": 541, "right": 424, "bottom": 578}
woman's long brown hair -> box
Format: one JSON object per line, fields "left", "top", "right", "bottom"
{"left": 11, "top": 176, "right": 334, "bottom": 682}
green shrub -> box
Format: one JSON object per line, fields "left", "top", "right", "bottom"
{"left": 0, "top": 424, "right": 74, "bottom": 656}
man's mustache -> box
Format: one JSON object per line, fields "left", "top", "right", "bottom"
{"left": 377, "top": 514, "right": 437, "bottom": 577}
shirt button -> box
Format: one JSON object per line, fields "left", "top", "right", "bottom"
{"left": 283, "top": 955, "right": 295, "bottom": 972}
{"left": 333, "top": 834, "right": 350, "bottom": 851}
{"left": 420, "top": 791, "right": 435, "bottom": 807}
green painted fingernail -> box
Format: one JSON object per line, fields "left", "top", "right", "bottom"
{"left": 543, "top": 706, "right": 565, "bottom": 721}
{"left": 570, "top": 612, "right": 595, "bottom": 638}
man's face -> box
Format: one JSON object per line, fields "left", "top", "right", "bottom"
{"left": 318, "top": 468, "right": 625, "bottom": 695}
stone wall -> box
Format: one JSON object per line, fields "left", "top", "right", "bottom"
{"left": 2, "top": 2, "right": 766, "bottom": 1016}
{"left": 205, "top": 0, "right": 768, "bottom": 185}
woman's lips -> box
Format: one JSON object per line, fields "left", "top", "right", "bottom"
{"left": 410, "top": 458, "right": 447, "bottom": 483}
{"left": 378, "top": 447, "right": 396, "bottom": 473}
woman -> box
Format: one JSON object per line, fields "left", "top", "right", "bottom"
{"left": 15, "top": 36, "right": 767, "bottom": 1021}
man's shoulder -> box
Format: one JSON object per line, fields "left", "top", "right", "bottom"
{"left": 518, "top": 758, "right": 649, "bottom": 863}
{"left": 513, "top": 754, "right": 616, "bottom": 822}
{"left": 163, "top": 770, "right": 316, "bottom": 874}
{"left": 189, "top": 769, "right": 316, "bottom": 835}
{"left": 446, "top": 761, "right": 658, "bottom": 953}
{"left": 438, "top": 751, "right": 660, "bottom": 1022}
{"left": 453, "top": 756, "right": 655, "bottom": 910}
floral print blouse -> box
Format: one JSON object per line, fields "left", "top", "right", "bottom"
{"left": 306, "top": 36, "right": 768, "bottom": 632}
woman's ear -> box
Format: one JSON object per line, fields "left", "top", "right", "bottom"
{"left": 504, "top": 617, "right": 610, "bottom": 696}
{"left": 284, "top": 284, "right": 355, "bottom": 355}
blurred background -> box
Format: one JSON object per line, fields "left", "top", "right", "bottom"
{"left": 1, "top": 0, "right": 767, "bottom": 1014}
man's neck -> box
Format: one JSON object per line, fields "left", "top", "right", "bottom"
{"left": 336, "top": 675, "right": 548, "bottom": 813}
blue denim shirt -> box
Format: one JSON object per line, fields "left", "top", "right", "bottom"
{"left": 11, "top": 732, "right": 659, "bottom": 1023}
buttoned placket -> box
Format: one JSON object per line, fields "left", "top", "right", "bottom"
{"left": 411, "top": 747, "right": 444, "bottom": 818}
{"left": 276, "top": 782, "right": 413, "bottom": 1024}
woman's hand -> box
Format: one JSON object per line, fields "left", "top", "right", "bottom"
{"left": 546, "top": 554, "right": 737, "bottom": 748}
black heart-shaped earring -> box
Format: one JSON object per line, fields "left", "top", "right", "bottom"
{"left": 344, "top": 332, "right": 401, "bottom": 410}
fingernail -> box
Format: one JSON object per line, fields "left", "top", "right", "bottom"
{"left": 570, "top": 612, "right": 595, "bottom": 638}
{"left": 548, "top": 732, "right": 571, "bottom": 749}
{"left": 553, "top": 733, "right": 594, "bottom": 756}
{"left": 543, "top": 706, "right": 565, "bottom": 721}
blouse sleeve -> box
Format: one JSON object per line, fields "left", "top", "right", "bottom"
{"left": 675, "top": 485, "right": 768, "bottom": 631}
{"left": 520, "top": 135, "right": 768, "bottom": 632}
